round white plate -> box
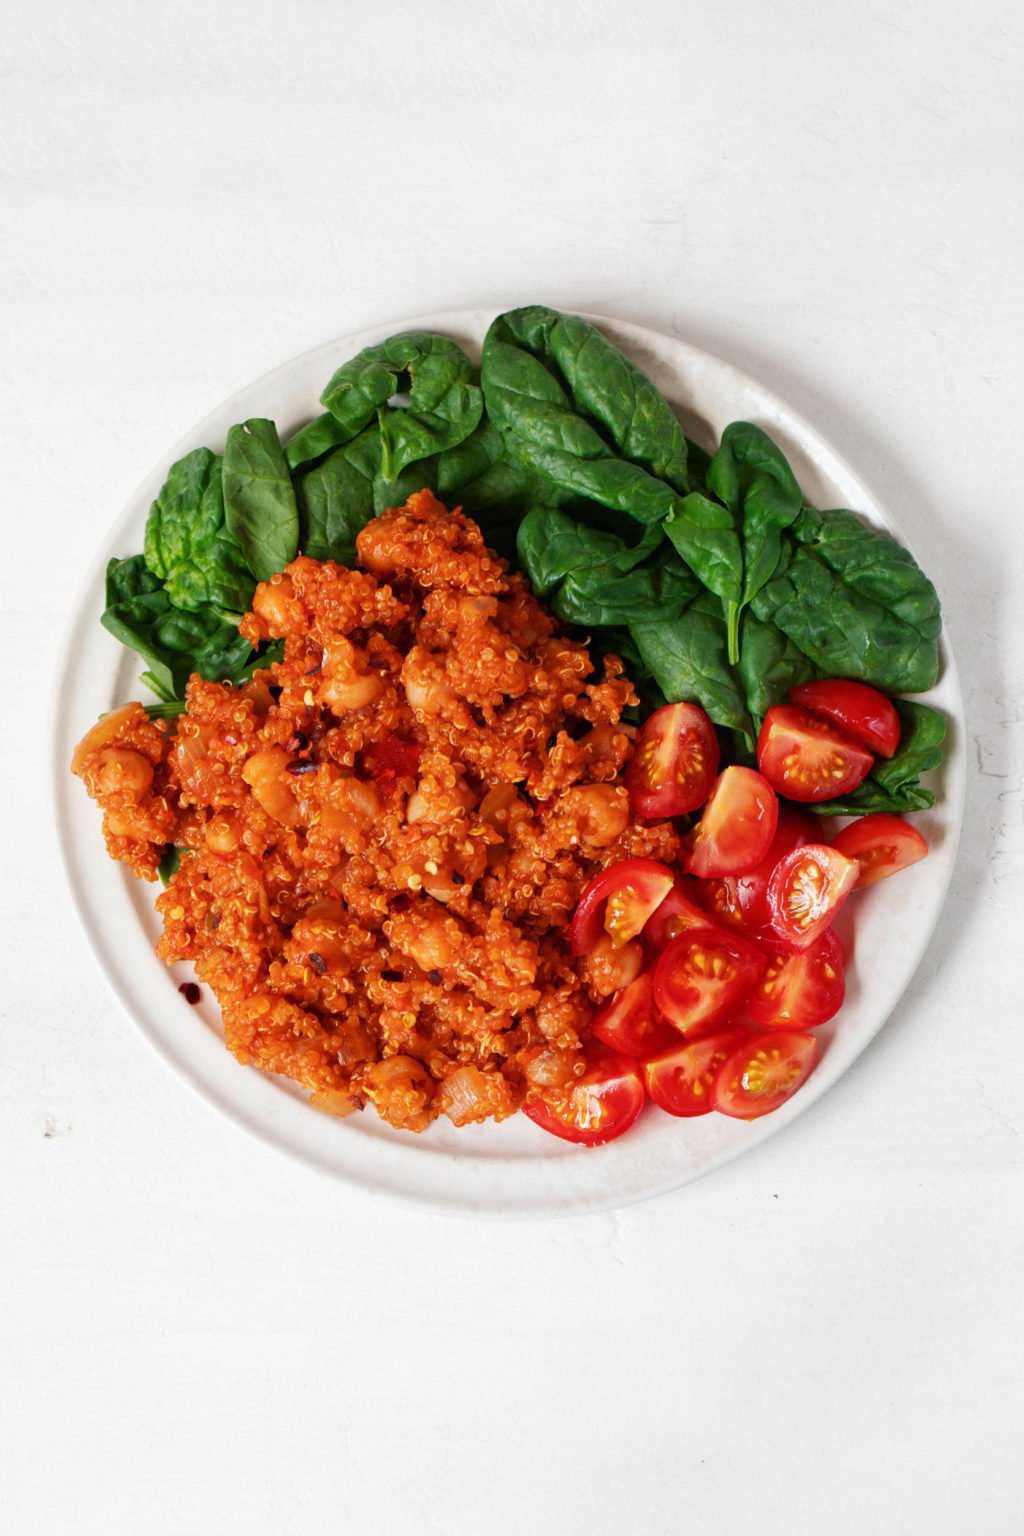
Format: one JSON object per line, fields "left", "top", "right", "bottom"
{"left": 52, "top": 309, "right": 965, "bottom": 1217}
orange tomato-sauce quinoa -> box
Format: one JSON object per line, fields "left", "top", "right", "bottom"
{"left": 72, "top": 491, "right": 679, "bottom": 1131}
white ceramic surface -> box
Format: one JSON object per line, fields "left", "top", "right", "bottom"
{"left": 52, "top": 310, "right": 965, "bottom": 1217}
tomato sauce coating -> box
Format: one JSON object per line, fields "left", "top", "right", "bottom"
{"left": 72, "top": 492, "right": 678, "bottom": 1130}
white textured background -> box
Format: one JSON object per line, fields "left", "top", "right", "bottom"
{"left": 3, "top": 2, "right": 1022, "bottom": 1532}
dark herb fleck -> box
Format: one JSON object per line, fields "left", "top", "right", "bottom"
{"left": 286, "top": 759, "right": 318, "bottom": 775}
{"left": 307, "top": 952, "right": 327, "bottom": 974}
{"left": 427, "top": 969, "right": 443, "bottom": 985}
{"left": 381, "top": 969, "right": 404, "bottom": 982}
{"left": 451, "top": 870, "right": 466, "bottom": 886}
{"left": 178, "top": 982, "right": 201, "bottom": 1005}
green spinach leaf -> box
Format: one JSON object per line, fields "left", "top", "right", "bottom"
{"left": 320, "top": 332, "right": 482, "bottom": 478}
{"left": 284, "top": 412, "right": 351, "bottom": 471}
{"left": 481, "top": 306, "right": 689, "bottom": 524}
{"left": 737, "top": 610, "right": 816, "bottom": 723}
{"left": 222, "top": 419, "right": 300, "bottom": 582}
{"left": 517, "top": 507, "right": 695, "bottom": 625}
{"left": 751, "top": 506, "right": 942, "bottom": 693}
{"left": 143, "top": 447, "right": 255, "bottom": 614}
{"left": 631, "top": 592, "right": 754, "bottom": 742}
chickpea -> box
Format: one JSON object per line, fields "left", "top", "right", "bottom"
{"left": 560, "top": 783, "right": 630, "bottom": 848}
{"left": 70, "top": 703, "right": 141, "bottom": 775}
{"left": 93, "top": 747, "right": 154, "bottom": 800}
{"left": 407, "top": 777, "right": 475, "bottom": 825}
{"left": 241, "top": 748, "right": 299, "bottom": 826}
{"left": 523, "top": 1045, "right": 581, "bottom": 1090}
{"left": 580, "top": 933, "right": 644, "bottom": 998}
{"left": 309, "top": 1088, "right": 357, "bottom": 1119}
{"left": 252, "top": 574, "right": 303, "bottom": 636}
{"left": 320, "top": 636, "right": 382, "bottom": 713}
{"left": 478, "top": 784, "right": 529, "bottom": 835}
{"left": 363, "top": 1055, "right": 435, "bottom": 1133}
{"left": 402, "top": 646, "right": 456, "bottom": 714}
{"left": 205, "top": 813, "right": 241, "bottom": 854}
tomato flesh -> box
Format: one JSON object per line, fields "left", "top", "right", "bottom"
{"left": 643, "top": 877, "right": 719, "bottom": 953}
{"left": 767, "top": 844, "right": 859, "bottom": 950}
{"left": 523, "top": 1044, "right": 645, "bottom": 1146}
{"left": 701, "top": 806, "right": 822, "bottom": 936}
{"left": 570, "top": 859, "right": 676, "bottom": 956}
{"left": 591, "top": 973, "right": 678, "bottom": 1058}
{"left": 788, "top": 679, "right": 901, "bottom": 758}
{"left": 644, "top": 1028, "right": 747, "bottom": 1117}
{"left": 711, "top": 1029, "right": 819, "bottom": 1119}
{"left": 747, "top": 930, "right": 846, "bottom": 1029}
{"left": 625, "top": 702, "right": 720, "bottom": 819}
{"left": 685, "top": 766, "right": 779, "bottom": 878}
{"left": 831, "top": 813, "right": 928, "bottom": 889}
{"left": 757, "top": 705, "right": 874, "bottom": 803}
{"left": 652, "top": 926, "right": 766, "bottom": 1038}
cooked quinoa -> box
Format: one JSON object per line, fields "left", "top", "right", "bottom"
{"left": 72, "top": 491, "right": 679, "bottom": 1130}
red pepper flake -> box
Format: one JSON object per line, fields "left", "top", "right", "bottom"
{"left": 178, "top": 982, "right": 201, "bottom": 1005}
{"left": 308, "top": 951, "right": 327, "bottom": 974}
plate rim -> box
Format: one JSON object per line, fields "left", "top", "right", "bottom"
{"left": 50, "top": 307, "right": 966, "bottom": 1218}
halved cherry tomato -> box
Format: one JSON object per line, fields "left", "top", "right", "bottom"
{"left": 788, "top": 679, "right": 900, "bottom": 758}
{"left": 685, "top": 766, "right": 779, "bottom": 878}
{"left": 643, "top": 876, "right": 719, "bottom": 953}
{"left": 569, "top": 859, "right": 676, "bottom": 956}
{"left": 831, "top": 813, "right": 928, "bottom": 888}
{"left": 767, "top": 843, "right": 859, "bottom": 950}
{"left": 652, "top": 926, "right": 766, "bottom": 1038}
{"left": 757, "top": 705, "right": 874, "bottom": 803}
{"left": 644, "top": 1028, "right": 748, "bottom": 1117}
{"left": 702, "top": 806, "right": 822, "bottom": 935}
{"left": 625, "top": 702, "right": 720, "bottom": 819}
{"left": 591, "top": 973, "right": 679, "bottom": 1058}
{"left": 523, "top": 1044, "right": 645, "bottom": 1146}
{"left": 747, "top": 930, "right": 846, "bottom": 1029}
{"left": 711, "top": 1029, "right": 819, "bottom": 1119}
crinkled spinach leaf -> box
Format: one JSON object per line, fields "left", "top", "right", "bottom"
{"left": 517, "top": 506, "right": 696, "bottom": 626}
{"left": 737, "top": 610, "right": 816, "bottom": 723}
{"left": 143, "top": 447, "right": 255, "bottom": 614}
{"left": 481, "top": 306, "right": 690, "bottom": 524}
{"left": 320, "top": 332, "right": 482, "bottom": 479}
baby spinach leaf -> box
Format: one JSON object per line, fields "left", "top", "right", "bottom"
{"left": 320, "top": 333, "right": 482, "bottom": 478}
{"left": 284, "top": 412, "right": 352, "bottom": 471}
{"left": 295, "top": 433, "right": 377, "bottom": 564}
{"left": 709, "top": 422, "right": 803, "bottom": 606}
{"left": 664, "top": 492, "right": 743, "bottom": 605}
{"left": 222, "top": 419, "right": 299, "bottom": 582}
{"left": 737, "top": 611, "right": 816, "bottom": 723}
{"left": 482, "top": 306, "right": 689, "bottom": 525}
{"left": 751, "top": 507, "right": 942, "bottom": 693}
{"left": 631, "top": 592, "right": 754, "bottom": 742}
{"left": 814, "top": 701, "right": 946, "bottom": 815}
{"left": 484, "top": 307, "right": 690, "bottom": 490}
{"left": 144, "top": 448, "right": 255, "bottom": 614}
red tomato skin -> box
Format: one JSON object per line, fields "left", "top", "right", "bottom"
{"left": 569, "top": 859, "right": 676, "bottom": 957}
{"left": 832, "top": 813, "right": 928, "bottom": 889}
{"left": 591, "top": 973, "right": 679, "bottom": 1058}
{"left": 757, "top": 706, "right": 874, "bottom": 804}
{"left": 652, "top": 926, "right": 766, "bottom": 1038}
{"left": 746, "top": 929, "right": 846, "bottom": 1029}
{"left": 523, "top": 1045, "right": 645, "bottom": 1146}
{"left": 685, "top": 767, "right": 779, "bottom": 878}
{"left": 788, "top": 679, "right": 901, "bottom": 758}
{"left": 711, "top": 1029, "right": 819, "bottom": 1119}
{"left": 625, "top": 702, "right": 720, "bottom": 819}
{"left": 643, "top": 877, "right": 721, "bottom": 954}
{"left": 644, "top": 1028, "right": 748, "bottom": 1117}
{"left": 767, "top": 844, "right": 860, "bottom": 950}
{"left": 701, "top": 806, "right": 823, "bottom": 936}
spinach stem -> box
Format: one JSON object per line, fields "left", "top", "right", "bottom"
{"left": 726, "top": 601, "right": 741, "bottom": 666}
